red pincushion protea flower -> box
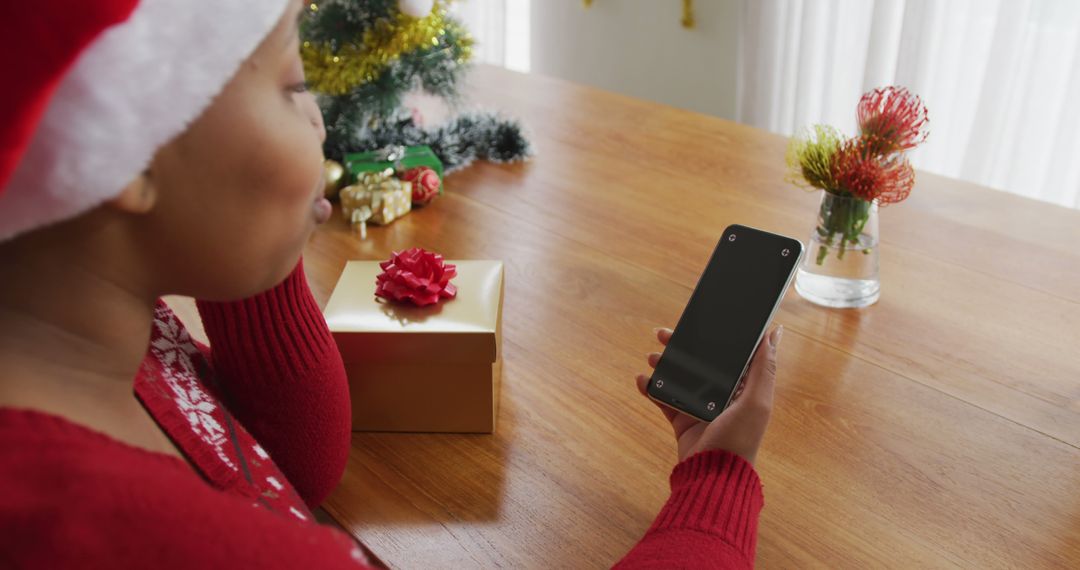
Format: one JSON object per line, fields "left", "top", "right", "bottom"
{"left": 375, "top": 248, "right": 457, "bottom": 307}
{"left": 831, "top": 137, "right": 916, "bottom": 205}
{"left": 857, "top": 86, "right": 929, "bottom": 153}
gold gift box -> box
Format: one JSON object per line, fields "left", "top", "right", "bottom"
{"left": 323, "top": 260, "right": 504, "bottom": 433}
{"left": 340, "top": 173, "right": 412, "bottom": 227}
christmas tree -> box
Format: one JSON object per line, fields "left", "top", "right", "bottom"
{"left": 301, "top": 0, "right": 531, "bottom": 172}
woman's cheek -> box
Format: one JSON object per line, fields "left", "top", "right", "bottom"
{"left": 262, "top": 114, "right": 323, "bottom": 212}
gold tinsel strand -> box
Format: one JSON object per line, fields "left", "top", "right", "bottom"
{"left": 682, "top": 0, "right": 695, "bottom": 28}
{"left": 302, "top": 2, "right": 473, "bottom": 96}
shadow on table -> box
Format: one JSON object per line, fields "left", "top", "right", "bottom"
{"left": 322, "top": 369, "right": 517, "bottom": 529}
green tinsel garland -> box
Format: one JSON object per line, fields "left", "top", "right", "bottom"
{"left": 327, "top": 109, "right": 532, "bottom": 173}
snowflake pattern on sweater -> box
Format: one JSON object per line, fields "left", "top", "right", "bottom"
{"left": 132, "top": 302, "right": 373, "bottom": 567}
{"left": 148, "top": 307, "right": 235, "bottom": 471}
{"left": 137, "top": 301, "right": 374, "bottom": 566}
{"left": 135, "top": 302, "right": 314, "bottom": 523}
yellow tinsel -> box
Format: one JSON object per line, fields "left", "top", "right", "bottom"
{"left": 302, "top": 2, "right": 473, "bottom": 96}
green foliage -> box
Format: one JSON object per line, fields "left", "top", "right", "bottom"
{"left": 303, "top": 0, "right": 531, "bottom": 168}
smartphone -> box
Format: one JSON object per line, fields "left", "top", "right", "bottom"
{"left": 647, "top": 224, "right": 803, "bottom": 422}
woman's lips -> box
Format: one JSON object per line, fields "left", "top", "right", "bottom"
{"left": 312, "top": 167, "right": 333, "bottom": 225}
{"left": 313, "top": 195, "right": 332, "bottom": 224}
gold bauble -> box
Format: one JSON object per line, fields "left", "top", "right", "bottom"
{"left": 323, "top": 159, "right": 346, "bottom": 199}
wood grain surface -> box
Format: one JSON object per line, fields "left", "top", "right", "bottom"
{"left": 167, "top": 65, "right": 1080, "bottom": 569}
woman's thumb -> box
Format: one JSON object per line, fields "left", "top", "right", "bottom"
{"left": 737, "top": 325, "right": 781, "bottom": 410}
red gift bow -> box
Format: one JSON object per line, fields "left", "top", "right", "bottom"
{"left": 375, "top": 247, "right": 457, "bottom": 307}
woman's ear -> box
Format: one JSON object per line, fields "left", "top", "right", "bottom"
{"left": 108, "top": 172, "right": 158, "bottom": 215}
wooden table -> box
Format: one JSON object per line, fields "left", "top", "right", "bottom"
{"left": 175, "top": 65, "right": 1080, "bottom": 568}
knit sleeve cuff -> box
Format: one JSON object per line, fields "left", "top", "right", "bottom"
{"left": 195, "top": 260, "right": 338, "bottom": 388}
{"left": 646, "top": 449, "right": 764, "bottom": 558}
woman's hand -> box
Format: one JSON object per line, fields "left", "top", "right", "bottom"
{"left": 635, "top": 326, "right": 782, "bottom": 465}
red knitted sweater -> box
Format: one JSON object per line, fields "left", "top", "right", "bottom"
{"left": 0, "top": 263, "right": 763, "bottom": 568}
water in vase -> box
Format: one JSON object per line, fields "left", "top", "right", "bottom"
{"left": 795, "top": 230, "right": 880, "bottom": 308}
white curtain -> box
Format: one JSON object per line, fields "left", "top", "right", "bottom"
{"left": 737, "top": 0, "right": 1080, "bottom": 209}
{"left": 450, "top": 0, "right": 531, "bottom": 72}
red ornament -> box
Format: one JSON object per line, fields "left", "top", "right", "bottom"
{"left": 857, "top": 86, "right": 929, "bottom": 154}
{"left": 375, "top": 247, "right": 457, "bottom": 307}
{"left": 831, "top": 137, "right": 915, "bottom": 205}
{"left": 402, "top": 167, "right": 440, "bottom": 206}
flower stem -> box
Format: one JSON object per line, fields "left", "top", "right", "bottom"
{"left": 815, "top": 192, "right": 872, "bottom": 265}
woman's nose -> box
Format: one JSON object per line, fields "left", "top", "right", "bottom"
{"left": 297, "top": 91, "right": 326, "bottom": 144}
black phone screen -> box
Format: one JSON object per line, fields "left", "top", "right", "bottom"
{"left": 648, "top": 225, "right": 802, "bottom": 421}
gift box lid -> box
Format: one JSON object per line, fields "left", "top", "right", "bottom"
{"left": 323, "top": 260, "right": 503, "bottom": 364}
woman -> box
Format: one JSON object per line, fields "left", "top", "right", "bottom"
{"left": 0, "top": 1, "right": 779, "bottom": 567}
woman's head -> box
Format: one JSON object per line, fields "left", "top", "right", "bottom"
{"left": 118, "top": 0, "right": 329, "bottom": 299}
{"left": 0, "top": 0, "right": 328, "bottom": 301}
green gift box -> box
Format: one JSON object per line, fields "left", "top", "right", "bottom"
{"left": 344, "top": 145, "right": 443, "bottom": 194}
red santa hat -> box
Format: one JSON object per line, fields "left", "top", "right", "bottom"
{"left": 0, "top": 0, "right": 292, "bottom": 242}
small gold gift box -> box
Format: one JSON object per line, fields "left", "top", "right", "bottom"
{"left": 340, "top": 171, "right": 412, "bottom": 228}
{"left": 323, "top": 260, "right": 504, "bottom": 433}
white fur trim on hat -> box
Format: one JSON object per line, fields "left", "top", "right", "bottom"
{"left": 0, "top": 0, "right": 292, "bottom": 242}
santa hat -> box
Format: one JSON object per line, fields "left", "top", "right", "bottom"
{"left": 0, "top": 0, "right": 292, "bottom": 242}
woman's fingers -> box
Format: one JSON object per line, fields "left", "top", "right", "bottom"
{"left": 731, "top": 380, "right": 745, "bottom": 402}
{"left": 732, "top": 325, "right": 781, "bottom": 412}
{"left": 647, "top": 327, "right": 672, "bottom": 369}
{"left": 636, "top": 373, "right": 679, "bottom": 422}
{"left": 635, "top": 373, "right": 649, "bottom": 396}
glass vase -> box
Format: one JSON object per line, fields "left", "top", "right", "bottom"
{"left": 795, "top": 191, "right": 880, "bottom": 308}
